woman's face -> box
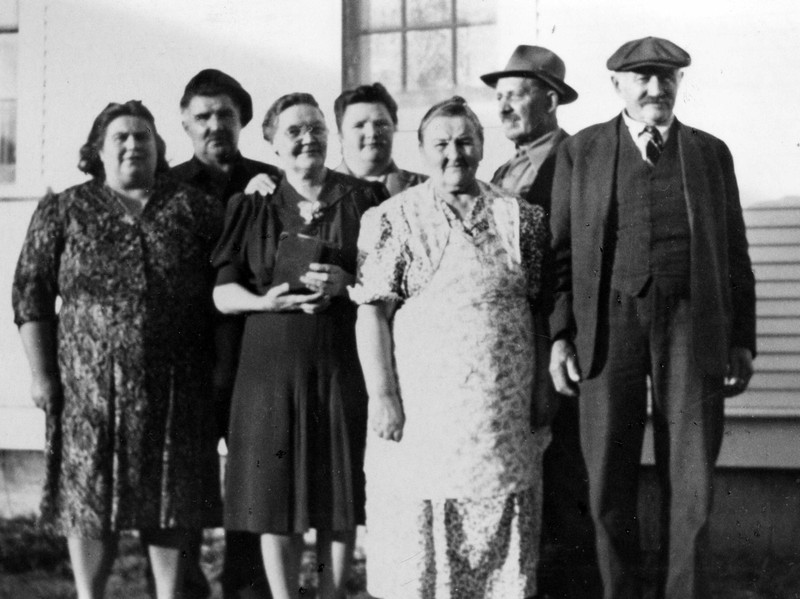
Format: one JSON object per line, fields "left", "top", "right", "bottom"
{"left": 98, "top": 116, "right": 158, "bottom": 190}
{"left": 420, "top": 115, "right": 483, "bottom": 195}
{"left": 339, "top": 102, "right": 395, "bottom": 177}
{"left": 271, "top": 103, "right": 328, "bottom": 174}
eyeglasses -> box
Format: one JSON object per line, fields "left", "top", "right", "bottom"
{"left": 283, "top": 123, "right": 327, "bottom": 140}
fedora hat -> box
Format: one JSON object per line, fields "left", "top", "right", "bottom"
{"left": 481, "top": 45, "right": 578, "bottom": 104}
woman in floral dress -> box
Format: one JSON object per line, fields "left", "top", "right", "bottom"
{"left": 352, "top": 96, "right": 551, "bottom": 599}
{"left": 13, "top": 101, "right": 222, "bottom": 599}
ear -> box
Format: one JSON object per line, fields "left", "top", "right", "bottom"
{"left": 611, "top": 73, "right": 622, "bottom": 96}
{"left": 181, "top": 112, "right": 190, "bottom": 134}
{"left": 546, "top": 90, "right": 559, "bottom": 114}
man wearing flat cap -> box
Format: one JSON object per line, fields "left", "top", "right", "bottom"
{"left": 549, "top": 37, "right": 755, "bottom": 598}
{"left": 173, "top": 68, "right": 278, "bottom": 599}
{"left": 482, "top": 46, "right": 600, "bottom": 599}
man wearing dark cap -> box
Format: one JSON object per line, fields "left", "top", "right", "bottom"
{"left": 173, "top": 68, "right": 278, "bottom": 599}
{"left": 482, "top": 46, "right": 601, "bottom": 599}
{"left": 549, "top": 37, "right": 755, "bottom": 598}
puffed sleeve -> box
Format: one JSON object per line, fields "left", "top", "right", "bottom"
{"left": 349, "top": 204, "right": 408, "bottom": 305}
{"left": 12, "top": 193, "right": 65, "bottom": 326}
{"left": 518, "top": 200, "right": 549, "bottom": 301}
{"left": 210, "top": 192, "right": 255, "bottom": 286}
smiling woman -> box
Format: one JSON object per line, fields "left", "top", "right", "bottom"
{"left": 352, "top": 96, "right": 551, "bottom": 599}
{"left": 12, "top": 100, "right": 223, "bottom": 599}
{"left": 210, "top": 92, "right": 387, "bottom": 599}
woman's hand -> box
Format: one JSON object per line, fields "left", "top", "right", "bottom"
{"left": 301, "top": 263, "right": 354, "bottom": 298}
{"left": 244, "top": 173, "right": 278, "bottom": 196}
{"left": 31, "top": 371, "right": 62, "bottom": 416}
{"left": 371, "top": 393, "right": 405, "bottom": 442}
{"left": 261, "top": 282, "right": 328, "bottom": 313}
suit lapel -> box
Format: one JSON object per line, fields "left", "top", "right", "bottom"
{"left": 584, "top": 118, "right": 619, "bottom": 233}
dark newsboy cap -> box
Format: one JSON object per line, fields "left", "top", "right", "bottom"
{"left": 180, "top": 68, "right": 253, "bottom": 126}
{"left": 606, "top": 36, "right": 691, "bottom": 71}
{"left": 481, "top": 45, "right": 578, "bottom": 104}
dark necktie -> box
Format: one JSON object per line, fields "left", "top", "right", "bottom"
{"left": 644, "top": 126, "right": 664, "bottom": 164}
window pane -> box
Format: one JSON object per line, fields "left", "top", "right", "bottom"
{"left": 456, "top": 25, "right": 496, "bottom": 87}
{"left": 359, "top": 0, "right": 401, "bottom": 30}
{"left": 0, "top": 99, "right": 15, "bottom": 181}
{"left": 0, "top": 0, "right": 18, "bottom": 29}
{"left": 457, "top": 0, "right": 496, "bottom": 23}
{"left": 407, "top": 0, "right": 451, "bottom": 27}
{"left": 359, "top": 32, "right": 403, "bottom": 91}
{"left": 407, "top": 29, "right": 452, "bottom": 91}
{"left": 0, "top": 35, "right": 17, "bottom": 98}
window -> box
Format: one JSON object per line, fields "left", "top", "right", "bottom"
{"left": 0, "top": 0, "right": 18, "bottom": 184}
{"left": 343, "top": 0, "right": 497, "bottom": 95}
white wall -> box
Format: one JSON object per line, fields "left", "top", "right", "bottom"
{"left": 11, "top": 0, "right": 344, "bottom": 197}
{"left": 533, "top": 0, "right": 800, "bottom": 205}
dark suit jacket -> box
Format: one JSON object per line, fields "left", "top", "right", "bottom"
{"left": 549, "top": 115, "right": 756, "bottom": 378}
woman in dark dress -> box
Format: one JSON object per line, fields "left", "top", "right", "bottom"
{"left": 212, "top": 92, "right": 386, "bottom": 599}
{"left": 13, "top": 101, "right": 222, "bottom": 599}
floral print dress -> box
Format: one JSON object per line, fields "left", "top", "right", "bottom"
{"left": 351, "top": 181, "right": 552, "bottom": 598}
{"left": 12, "top": 177, "right": 223, "bottom": 537}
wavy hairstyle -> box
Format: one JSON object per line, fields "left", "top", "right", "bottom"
{"left": 78, "top": 100, "right": 169, "bottom": 181}
{"left": 261, "top": 93, "right": 321, "bottom": 142}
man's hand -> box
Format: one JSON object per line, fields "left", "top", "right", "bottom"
{"left": 724, "top": 346, "right": 754, "bottom": 397}
{"left": 244, "top": 173, "right": 277, "bottom": 195}
{"left": 549, "top": 338, "right": 583, "bottom": 397}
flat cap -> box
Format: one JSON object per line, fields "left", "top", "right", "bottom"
{"left": 606, "top": 37, "right": 691, "bottom": 72}
{"left": 180, "top": 68, "right": 253, "bottom": 126}
{"left": 481, "top": 45, "right": 578, "bottom": 104}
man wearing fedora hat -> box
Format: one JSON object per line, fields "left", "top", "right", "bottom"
{"left": 482, "top": 46, "right": 601, "bottom": 599}
{"left": 172, "top": 68, "right": 280, "bottom": 599}
{"left": 549, "top": 37, "right": 755, "bottom": 598}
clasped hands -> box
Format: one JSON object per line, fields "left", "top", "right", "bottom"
{"left": 261, "top": 263, "right": 353, "bottom": 314}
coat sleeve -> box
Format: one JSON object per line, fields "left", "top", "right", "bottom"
{"left": 718, "top": 141, "right": 757, "bottom": 355}
{"left": 548, "top": 140, "right": 576, "bottom": 341}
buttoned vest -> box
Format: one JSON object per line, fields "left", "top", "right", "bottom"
{"left": 611, "top": 123, "right": 690, "bottom": 297}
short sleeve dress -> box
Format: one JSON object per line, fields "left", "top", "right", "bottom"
{"left": 211, "top": 169, "right": 386, "bottom": 534}
{"left": 350, "top": 180, "right": 552, "bottom": 599}
{"left": 12, "top": 176, "right": 223, "bottom": 537}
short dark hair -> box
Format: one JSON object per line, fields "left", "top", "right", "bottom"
{"left": 262, "top": 92, "right": 321, "bottom": 142}
{"left": 78, "top": 100, "right": 169, "bottom": 181}
{"left": 333, "top": 82, "right": 399, "bottom": 132}
{"left": 179, "top": 69, "right": 253, "bottom": 126}
{"left": 417, "top": 96, "right": 484, "bottom": 144}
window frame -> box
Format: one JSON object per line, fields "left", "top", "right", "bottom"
{"left": 0, "top": 2, "right": 19, "bottom": 185}
{"left": 342, "top": 0, "right": 496, "bottom": 98}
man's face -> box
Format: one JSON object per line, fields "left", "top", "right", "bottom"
{"left": 495, "top": 76, "right": 556, "bottom": 145}
{"left": 181, "top": 94, "right": 242, "bottom": 166}
{"left": 612, "top": 68, "right": 683, "bottom": 126}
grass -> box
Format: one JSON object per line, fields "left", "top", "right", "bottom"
{"left": 1, "top": 516, "right": 799, "bottom": 598}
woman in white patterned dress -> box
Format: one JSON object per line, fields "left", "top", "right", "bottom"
{"left": 351, "top": 96, "right": 551, "bottom": 599}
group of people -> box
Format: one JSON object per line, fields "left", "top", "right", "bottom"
{"left": 12, "top": 34, "right": 755, "bottom": 599}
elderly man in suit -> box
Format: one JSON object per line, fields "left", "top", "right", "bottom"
{"left": 481, "top": 46, "right": 600, "bottom": 599}
{"left": 548, "top": 37, "right": 755, "bottom": 599}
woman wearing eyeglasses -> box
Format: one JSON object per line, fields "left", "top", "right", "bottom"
{"left": 211, "top": 92, "right": 387, "bottom": 599}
